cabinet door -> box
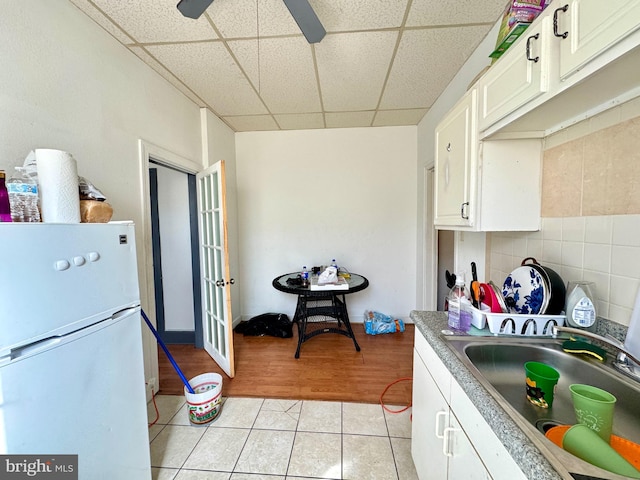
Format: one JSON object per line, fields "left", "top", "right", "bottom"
{"left": 444, "top": 414, "right": 491, "bottom": 480}
{"left": 434, "top": 90, "right": 477, "bottom": 228}
{"left": 411, "top": 348, "right": 449, "bottom": 479}
{"left": 446, "top": 413, "right": 493, "bottom": 480}
{"left": 557, "top": 0, "right": 640, "bottom": 79}
{"left": 478, "top": 18, "right": 550, "bottom": 132}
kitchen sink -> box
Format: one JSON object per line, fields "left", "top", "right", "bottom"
{"left": 443, "top": 334, "right": 640, "bottom": 479}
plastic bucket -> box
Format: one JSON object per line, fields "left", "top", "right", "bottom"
{"left": 184, "top": 373, "right": 223, "bottom": 425}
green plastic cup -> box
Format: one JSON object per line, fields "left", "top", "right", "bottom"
{"left": 562, "top": 424, "right": 640, "bottom": 478}
{"left": 570, "top": 384, "right": 617, "bottom": 443}
{"left": 524, "top": 361, "right": 560, "bottom": 408}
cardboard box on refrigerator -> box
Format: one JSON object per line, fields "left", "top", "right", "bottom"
{"left": 490, "top": 0, "right": 549, "bottom": 59}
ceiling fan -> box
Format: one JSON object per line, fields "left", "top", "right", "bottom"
{"left": 176, "top": 0, "right": 326, "bottom": 43}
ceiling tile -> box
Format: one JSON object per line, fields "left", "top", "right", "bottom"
{"left": 209, "top": 0, "right": 302, "bottom": 38}
{"left": 129, "top": 46, "right": 207, "bottom": 108}
{"left": 91, "top": 0, "right": 217, "bottom": 43}
{"left": 71, "top": 0, "right": 503, "bottom": 132}
{"left": 380, "top": 25, "right": 491, "bottom": 110}
{"left": 310, "top": 0, "right": 409, "bottom": 31}
{"left": 223, "top": 115, "right": 279, "bottom": 131}
{"left": 316, "top": 31, "right": 397, "bottom": 111}
{"left": 146, "top": 42, "right": 268, "bottom": 116}
{"left": 228, "top": 37, "right": 321, "bottom": 114}
{"left": 373, "top": 109, "right": 428, "bottom": 127}
{"left": 69, "top": 0, "right": 134, "bottom": 44}
{"left": 406, "top": 0, "right": 507, "bottom": 27}
{"left": 325, "top": 111, "right": 375, "bottom": 128}
{"left": 274, "top": 113, "right": 325, "bottom": 130}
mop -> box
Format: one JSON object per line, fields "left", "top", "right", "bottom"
{"left": 141, "top": 309, "right": 194, "bottom": 394}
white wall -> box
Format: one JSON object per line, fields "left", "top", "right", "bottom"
{"left": 0, "top": 1, "right": 204, "bottom": 386}
{"left": 415, "top": 20, "right": 501, "bottom": 310}
{"left": 235, "top": 126, "right": 418, "bottom": 322}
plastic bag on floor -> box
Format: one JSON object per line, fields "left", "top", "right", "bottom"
{"left": 234, "top": 313, "right": 293, "bottom": 338}
{"left": 363, "top": 310, "right": 405, "bottom": 335}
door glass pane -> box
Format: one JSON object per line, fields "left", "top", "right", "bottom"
{"left": 214, "top": 209, "right": 221, "bottom": 247}
{"left": 218, "top": 320, "right": 225, "bottom": 356}
{"left": 212, "top": 171, "right": 219, "bottom": 209}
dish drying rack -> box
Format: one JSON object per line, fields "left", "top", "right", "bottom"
{"left": 471, "top": 305, "right": 565, "bottom": 336}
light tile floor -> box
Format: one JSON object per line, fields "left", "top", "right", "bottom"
{"left": 148, "top": 395, "right": 418, "bottom": 480}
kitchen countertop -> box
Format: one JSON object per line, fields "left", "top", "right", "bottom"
{"left": 410, "top": 310, "right": 567, "bottom": 480}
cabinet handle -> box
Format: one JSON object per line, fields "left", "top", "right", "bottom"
{"left": 460, "top": 202, "right": 469, "bottom": 219}
{"left": 553, "top": 4, "right": 569, "bottom": 39}
{"left": 446, "top": 142, "right": 451, "bottom": 152}
{"left": 526, "top": 33, "right": 540, "bottom": 63}
{"left": 435, "top": 410, "right": 448, "bottom": 439}
{"left": 442, "top": 426, "right": 460, "bottom": 457}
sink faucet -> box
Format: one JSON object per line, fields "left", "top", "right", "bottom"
{"left": 552, "top": 325, "right": 640, "bottom": 383}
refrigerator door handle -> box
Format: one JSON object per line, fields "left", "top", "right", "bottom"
{"left": 7, "top": 307, "right": 139, "bottom": 364}
{"left": 112, "top": 306, "right": 139, "bottom": 320}
{"left": 11, "top": 336, "right": 63, "bottom": 361}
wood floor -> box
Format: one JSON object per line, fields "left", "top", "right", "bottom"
{"left": 158, "top": 324, "right": 414, "bottom": 406}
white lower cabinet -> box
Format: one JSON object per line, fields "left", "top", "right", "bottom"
{"left": 412, "top": 330, "right": 527, "bottom": 480}
{"left": 446, "top": 414, "right": 492, "bottom": 480}
{"left": 411, "top": 348, "right": 450, "bottom": 478}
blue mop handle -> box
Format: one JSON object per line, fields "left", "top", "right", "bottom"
{"left": 141, "top": 308, "right": 195, "bottom": 394}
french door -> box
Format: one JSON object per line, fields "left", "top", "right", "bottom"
{"left": 197, "top": 160, "right": 235, "bottom": 377}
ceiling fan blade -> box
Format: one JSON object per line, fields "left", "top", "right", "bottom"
{"left": 177, "top": 0, "right": 214, "bottom": 19}
{"left": 282, "top": 0, "right": 326, "bottom": 44}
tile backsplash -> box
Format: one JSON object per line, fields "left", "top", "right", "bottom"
{"left": 489, "top": 98, "right": 640, "bottom": 327}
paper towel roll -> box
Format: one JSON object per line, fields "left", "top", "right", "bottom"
{"left": 35, "top": 149, "right": 81, "bottom": 223}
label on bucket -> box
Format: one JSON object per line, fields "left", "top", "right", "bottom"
{"left": 188, "top": 402, "right": 221, "bottom": 424}
{"left": 185, "top": 374, "right": 223, "bottom": 425}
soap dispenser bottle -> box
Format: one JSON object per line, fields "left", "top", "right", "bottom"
{"left": 447, "top": 274, "right": 472, "bottom": 334}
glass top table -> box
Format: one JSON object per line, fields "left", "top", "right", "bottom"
{"left": 272, "top": 272, "right": 369, "bottom": 358}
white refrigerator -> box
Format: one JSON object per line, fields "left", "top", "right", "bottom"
{"left": 0, "top": 222, "right": 151, "bottom": 479}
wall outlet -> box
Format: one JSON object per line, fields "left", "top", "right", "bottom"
{"left": 147, "top": 377, "right": 157, "bottom": 395}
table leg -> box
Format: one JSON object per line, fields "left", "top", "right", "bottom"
{"left": 293, "top": 293, "right": 360, "bottom": 357}
{"left": 294, "top": 294, "right": 307, "bottom": 359}
{"left": 336, "top": 294, "right": 361, "bottom": 352}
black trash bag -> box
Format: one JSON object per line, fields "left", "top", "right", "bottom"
{"left": 235, "top": 313, "right": 293, "bottom": 338}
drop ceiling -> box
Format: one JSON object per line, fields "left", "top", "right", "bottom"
{"left": 69, "top": 0, "right": 506, "bottom": 132}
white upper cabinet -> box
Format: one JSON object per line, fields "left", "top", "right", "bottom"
{"left": 434, "top": 90, "right": 542, "bottom": 232}
{"left": 434, "top": 90, "right": 476, "bottom": 228}
{"left": 556, "top": 0, "right": 640, "bottom": 80}
{"left": 478, "top": 16, "right": 552, "bottom": 132}
{"left": 477, "top": 0, "right": 640, "bottom": 138}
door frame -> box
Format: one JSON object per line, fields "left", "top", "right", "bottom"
{"left": 148, "top": 163, "right": 202, "bottom": 346}
{"left": 138, "top": 140, "right": 204, "bottom": 371}
{"left": 423, "top": 165, "right": 437, "bottom": 311}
